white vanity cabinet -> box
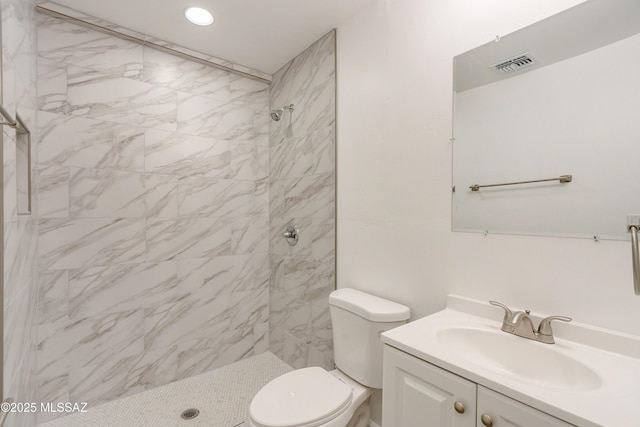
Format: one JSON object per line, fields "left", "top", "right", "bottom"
{"left": 382, "top": 345, "right": 575, "bottom": 427}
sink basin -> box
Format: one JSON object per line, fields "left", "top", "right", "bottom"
{"left": 436, "top": 327, "right": 601, "bottom": 391}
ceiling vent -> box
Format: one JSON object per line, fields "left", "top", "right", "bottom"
{"left": 491, "top": 53, "right": 536, "bottom": 74}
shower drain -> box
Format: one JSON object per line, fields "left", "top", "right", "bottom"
{"left": 181, "top": 408, "right": 200, "bottom": 420}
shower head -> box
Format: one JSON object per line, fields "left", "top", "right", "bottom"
{"left": 270, "top": 104, "right": 295, "bottom": 121}
{"left": 270, "top": 109, "right": 283, "bottom": 121}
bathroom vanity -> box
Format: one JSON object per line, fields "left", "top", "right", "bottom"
{"left": 383, "top": 346, "right": 573, "bottom": 426}
{"left": 380, "top": 295, "right": 640, "bottom": 427}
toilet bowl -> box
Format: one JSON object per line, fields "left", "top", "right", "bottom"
{"left": 247, "top": 288, "right": 410, "bottom": 427}
{"left": 247, "top": 368, "right": 371, "bottom": 427}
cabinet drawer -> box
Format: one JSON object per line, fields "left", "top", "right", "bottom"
{"left": 477, "top": 386, "right": 576, "bottom": 427}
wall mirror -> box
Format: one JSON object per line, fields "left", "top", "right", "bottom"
{"left": 452, "top": 0, "right": 640, "bottom": 240}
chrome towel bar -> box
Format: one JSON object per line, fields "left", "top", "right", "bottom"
{"left": 630, "top": 225, "right": 640, "bottom": 295}
{"left": 0, "top": 105, "right": 29, "bottom": 135}
{"left": 469, "top": 174, "right": 572, "bottom": 191}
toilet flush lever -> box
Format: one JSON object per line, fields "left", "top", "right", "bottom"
{"left": 283, "top": 224, "right": 299, "bottom": 246}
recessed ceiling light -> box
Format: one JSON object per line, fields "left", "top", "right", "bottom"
{"left": 185, "top": 7, "right": 214, "bottom": 26}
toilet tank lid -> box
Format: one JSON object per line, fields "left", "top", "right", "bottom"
{"left": 329, "top": 288, "right": 410, "bottom": 322}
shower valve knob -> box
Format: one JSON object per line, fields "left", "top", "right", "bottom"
{"left": 283, "top": 224, "right": 299, "bottom": 246}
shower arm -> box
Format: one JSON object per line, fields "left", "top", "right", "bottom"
{"left": 277, "top": 104, "right": 294, "bottom": 113}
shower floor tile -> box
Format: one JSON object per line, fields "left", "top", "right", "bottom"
{"left": 39, "top": 352, "right": 292, "bottom": 427}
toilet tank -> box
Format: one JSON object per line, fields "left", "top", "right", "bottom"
{"left": 329, "top": 288, "right": 410, "bottom": 389}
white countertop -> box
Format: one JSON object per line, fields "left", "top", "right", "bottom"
{"left": 381, "top": 295, "right": 640, "bottom": 427}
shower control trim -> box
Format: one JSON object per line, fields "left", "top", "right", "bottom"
{"left": 283, "top": 224, "right": 299, "bottom": 246}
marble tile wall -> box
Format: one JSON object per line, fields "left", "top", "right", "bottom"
{"left": 35, "top": 13, "right": 270, "bottom": 422}
{"left": 268, "top": 31, "right": 336, "bottom": 370}
{"left": 36, "top": 0, "right": 272, "bottom": 83}
{"left": 2, "top": 0, "right": 39, "bottom": 426}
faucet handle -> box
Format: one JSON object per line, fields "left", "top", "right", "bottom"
{"left": 489, "top": 301, "right": 513, "bottom": 324}
{"left": 537, "top": 315, "right": 572, "bottom": 337}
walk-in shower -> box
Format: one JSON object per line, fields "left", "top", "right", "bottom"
{"left": 270, "top": 104, "right": 294, "bottom": 121}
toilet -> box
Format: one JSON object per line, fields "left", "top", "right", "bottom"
{"left": 247, "top": 288, "right": 410, "bottom": 427}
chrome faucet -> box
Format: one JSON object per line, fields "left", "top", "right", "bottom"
{"left": 489, "top": 301, "right": 571, "bottom": 344}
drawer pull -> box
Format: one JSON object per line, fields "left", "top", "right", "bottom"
{"left": 481, "top": 414, "right": 494, "bottom": 427}
{"left": 453, "top": 401, "right": 465, "bottom": 414}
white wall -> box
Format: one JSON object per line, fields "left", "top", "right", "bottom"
{"left": 337, "top": 0, "right": 640, "bottom": 337}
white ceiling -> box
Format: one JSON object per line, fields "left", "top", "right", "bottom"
{"left": 49, "top": 0, "right": 376, "bottom": 75}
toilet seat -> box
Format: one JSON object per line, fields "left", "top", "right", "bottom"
{"left": 249, "top": 367, "right": 353, "bottom": 427}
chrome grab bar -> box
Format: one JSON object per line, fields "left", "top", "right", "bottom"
{"left": 469, "top": 174, "right": 572, "bottom": 191}
{"left": 630, "top": 225, "right": 640, "bottom": 295}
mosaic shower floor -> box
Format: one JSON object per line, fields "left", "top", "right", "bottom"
{"left": 39, "top": 352, "right": 292, "bottom": 427}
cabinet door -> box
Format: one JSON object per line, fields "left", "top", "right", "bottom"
{"left": 477, "top": 386, "right": 575, "bottom": 427}
{"left": 383, "top": 346, "right": 476, "bottom": 427}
